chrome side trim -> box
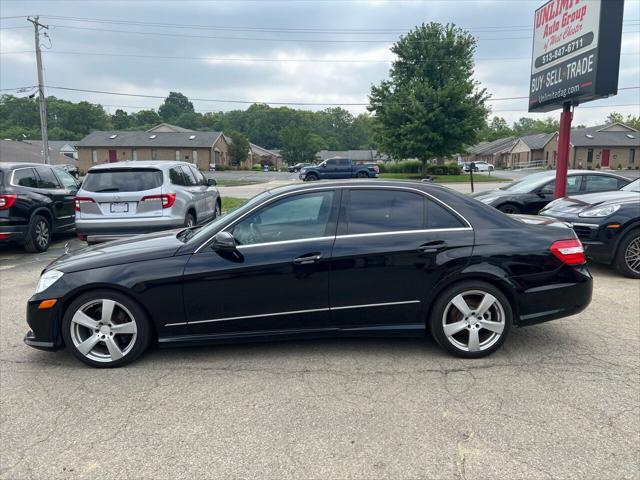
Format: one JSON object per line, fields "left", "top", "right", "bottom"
{"left": 165, "top": 300, "right": 422, "bottom": 326}
{"left": 236, "top": 236, "right": 334, "bottom": 250}
{"left": 331, "top": 300, "right": 421, "bottom": 310}
{"left": 195, "top": 184, "right": 472, "bottom": 253}
{"left": 336, "top": 228, "right": 472, "bottom": 240}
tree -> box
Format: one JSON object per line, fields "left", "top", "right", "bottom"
{"left": 227, "top": 130, "right": 250, "bottom": 166}
{"left": 158, "top": 92, "right": 194, "bottom": 122}
{"left": 112, "top": 109, "right": 131, "bottom": 129}
{"left": 279, "top": 126, "right": 326, "bottom": 164}
{"left": 482, "top": 116, "right": 513, "bottom": 141}
{"left": 606, "top": 112, "right": 624, "bottom": 125}
{"left": 132, "top": 109, "right": 160, "bottom": 128}
{"left": 369, "top": 23, "right": 488, "bottom": 166}
{"left": 622, "top": 115, "right": 640, "bottom": 131}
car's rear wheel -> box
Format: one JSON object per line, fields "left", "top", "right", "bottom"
{"left": 430, "top": 281, "right": 512, "bottom": 358}
{"left": 23, "top": 214, "right": 51, "bottom": 253}
{"left": 615, "top": 229, "right": 640, "bottom": 279}
{"left": 214, "top": 201, "right": 221, "bottom": 218}
{"left": 305, "top": 173, "right": 318, "bottom": 181}
{"left": 497, "top": 204, "right": 521, "bottom": 215}
{"left": 62, "top": 290, "right": 152, "bottom": 368}
{"left": 356, "top": 171, "right": 369, "bottom": 178}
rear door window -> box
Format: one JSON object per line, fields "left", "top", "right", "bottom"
{"left": 35, "top": 167, "right": 61, "bottom": 189}
{"left": 82, "top": 169, "right": 163, "bottom": 192}
{"left": 425, "top": 199, "right": 466, "bottom": 229}
{"left": 189, "top": 166, "right": 207, "bottom": 186}
{"left": 584, "top": 175, "right": 621, "bottom": 193}
{"left": 540, "top": 176, "right": 581, "bottom": 195}
{"left": 54, "top": 168, "right": 79, "bottom": 190}
{"left": 346, "top": 189, "right": 424, "bottom": 234}
{"left": 169, "top": 167, "right": 187, "bottom": 186}
{"left": 12, "top": 168, "right": 38, "bottom": 188}
{"left": 180, "top": 166, "right": 198, "bottom": 186}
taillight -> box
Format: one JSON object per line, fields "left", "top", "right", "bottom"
{"left": 141, "top": 193, "right": 176, "bottom": 209}
{"left": 0, "top": 194, "right": 18, "bottom": 210}
{"left": 74, "top": 197, "right": 95, "bottom": 211}
{"left": 550, "top": 239, "right": 586, "bottom": 265}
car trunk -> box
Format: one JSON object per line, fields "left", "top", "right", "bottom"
{"left": 78, "top": 168, "right": 165, "bottom": 219}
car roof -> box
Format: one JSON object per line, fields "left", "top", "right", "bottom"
{"left": 87, "top": 160, "right": 192, "bottom": 171}
{"left": 258, "top": 179, "right": 450, "bottom": 197}
{"left": 0, "top": 162, "right": 47, "bottom": 170}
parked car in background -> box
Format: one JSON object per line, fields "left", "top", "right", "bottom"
{"left": 464, "top": 161, "right": 494, "bottom": 172}
{"left": 0, "top": 162, "right": 80, "bottom": 252}
{"left": 299, "top": 157, "right": 379, "bottom": 181}
{"left": 540, "top": 178, "right": 640, "bottom": 278}
{"left": 288, "top": 162, "right": 312, "bottom": 173}
{"left": 56, "top": 164, "right": 80, "bottom": 179}
{"left": 470, "top": 170, "right": 630, "bottom": 214}
{"left": 25, "top": 180, "right": 592, "bottom": 367}
{"left": 74, "top": 161, "right": 221, "bottom": 243}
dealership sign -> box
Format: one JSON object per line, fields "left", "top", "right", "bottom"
{"left": 529, "top": 0, "right": 625, "bottom": 112}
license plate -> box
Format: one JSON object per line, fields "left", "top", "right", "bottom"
{"left": 110, "top": 202, "right": 129, "bottom": 213}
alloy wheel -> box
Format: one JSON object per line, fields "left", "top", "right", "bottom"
{"left": 215, "top": 203, "right": 221, "bottom": 217}
{"left": 35, "top": 219, "right": 49, "bottom": 250}
{"left": 442, "top": 290, "right": 506, "bottom": 353}
{"left": 69, "top": 299, "right": 138, "bottom": 363}
{"left": 625, "top": 236, "right": 640, "bottom": 274}
{"left": 186, "top": 215, "right": 195, "bottom": 228}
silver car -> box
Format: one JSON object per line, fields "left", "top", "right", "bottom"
{"left": 75, "top": 161, "right": 221, "bottom": 243}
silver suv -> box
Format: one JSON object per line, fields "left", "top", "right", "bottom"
{"left": 75, "top": 161, "right": 221, "bottom": 243}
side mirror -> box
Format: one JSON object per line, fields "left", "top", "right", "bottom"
{"left": 211, "top": 231, "right": 236, "bottom": 251}
{"left": 207, "top": 178, "right": 217, "bottom": 187}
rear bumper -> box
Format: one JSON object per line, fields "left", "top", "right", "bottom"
{"left": 76, "top": 217, "right": 184, "bottom": 242}
{"left": 0, "top": 224, "right": 28, "bottom": 243}
{"left": 515, "top": 264, "right": 593, "bottom": 327}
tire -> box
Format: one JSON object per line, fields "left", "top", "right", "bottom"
{"left": 23, "top": 214, "right": 51, "bottom": 253}
{"left": 430, "top": 281, "right": 512, "bottom": 358}
{"left": 497, "top": 204, "right": 521, "bottom": 215}
{"left": 305, "top": 173, "right": 318, "bottom": 181}
{"left": 61, "top": 289, "right": 152, "bottom": 368}
{"left": 214, "top": 201, "right": 222, "bottom": 219}
{"left": 614, "top": 229, "right": 640, "bottom": 279}
{"left": 356, "top": 171, "right": 369, "bottom": 178}
{"left": 184, "top": 211, "right": 196, "bottom": 228}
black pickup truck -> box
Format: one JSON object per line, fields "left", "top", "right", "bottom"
{"left": 299, "top": 157, "right": 379, "bottom": 181}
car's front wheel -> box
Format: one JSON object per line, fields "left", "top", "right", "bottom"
{"left": 497, "top": 204, "right": 521, "bottom": 215}
{"left": 430, "top": 281, "right": 512, "bottom": 358}
{"left": 615, "top": 229, "right": 640, "bottom": 279}
{"left": 305, "top": 173, "right": 318, "bottom": 181}
{"left": 62, "top": 290, "right": 152, "bottom": 368}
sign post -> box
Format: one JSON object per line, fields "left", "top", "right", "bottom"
{"left": 528, "top": 0, "right": 625, "bottom": 198}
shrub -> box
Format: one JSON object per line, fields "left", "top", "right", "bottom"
{"left": 252, "top": 164, "right": 262, "bottom": 171}
{"left": 378, "top": 160, "right": 422, "bottom": 174}
{"left": 445, "top": 162, "right": 462, "bottom": 175}
{"left": 595, "top": 163, "right": 601, "bottom": 169}
{"left": 618, "top": 163, "right": 623, "bottom": 170}
{"left": 215, "top": 164, "right": 229, "bottom": 171}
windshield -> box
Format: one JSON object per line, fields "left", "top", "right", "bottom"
{"left": 82, "top": 168, "right": 163, "bottom": 193}
{"left": 621, "top": 179, "right": 640, "bottom": 192}
{"left": 499, "top": 171, "right": 554, "bottom": 193}
{"left": 185, "top": 191, "right": 272, "bottom": 244}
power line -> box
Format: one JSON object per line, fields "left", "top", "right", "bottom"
{"left": 40, "top": 85, "right": 640, "bottom": 107}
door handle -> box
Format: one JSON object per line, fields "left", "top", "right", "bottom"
{"left": 293, "top": 253, "right": 322, "bottom": 265}
{"left": 418, "top": 241, "right": 447, "bottom": 253}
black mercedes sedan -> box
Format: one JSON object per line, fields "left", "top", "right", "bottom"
{"left": 24, "top": 180, "right": 593, "bottom": 367}
{"left": 471, "top": 170, "right": 630, "bottom": 214}
{"left": 540, "top": 178, "right": 640, "bottom": 278}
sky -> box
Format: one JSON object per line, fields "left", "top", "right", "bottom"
{"left": 1, "top": 0, "right": 639, "bottom": 128}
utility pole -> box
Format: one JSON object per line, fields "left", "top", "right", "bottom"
{"left": 27, "top": 16, "right": 50, "bottom": 164}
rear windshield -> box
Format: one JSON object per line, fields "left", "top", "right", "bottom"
{"left": 82, "top": 168, "right": 163, "bottom": 193}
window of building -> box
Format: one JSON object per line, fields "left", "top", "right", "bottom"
{"left": 545, "top": 151, "right": 549, "bottom": 161}
{"left": 35, "top": 167, "right": 61, "bottom": 189}
{"left": 151, "top": 148, "right": 157, "bottom": 160}
{"left": 630, "top": 149, "right": 636, "bottom": 165}
{"left": 132, "top": 148, "right": 138, "bottom": 161}
{"left": 587, "top": 149, "right": 594, "bottom": 163}
{"left": 192, "top": 150, "right": 198, "bottom": 165}
{"left": 176, "top": 150, "right": 181, "bottom": 161}
{"left": 232, "top": 191, "right": 335, "bottom": 245}
{"left": 91, "top": 149, "right": 97, "bottom": 164}
{"left": 347, "top": 189, "right": 424, "bottom": 235}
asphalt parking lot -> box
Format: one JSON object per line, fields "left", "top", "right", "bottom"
{"left": 1, "top": 234, "right": 638, "bottom": 479}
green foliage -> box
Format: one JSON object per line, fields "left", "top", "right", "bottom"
{"left": 425, "top": 163, "right": 461, "bottom": 175}
{"left": 369, "top": 23, "right": 488, "bottom": 165}
{"left": 377, "top": 160, "right": 423, "bottom": 174}
{"left": 279, "top": 126, "right": 327, "bottom": 164}
{"left": 252, "top": 163, "right": 262, "bottom": 171}
{"left": 227, "top": 130, "right": 250, "bottom": 166}
{"left": 158, "top": 92, "right": 194, "bottom": 121}
{"left": 606, "top": 112, "right": 624, "bottom": 125}
{"left": 479, "top": 115, "right": 560, "bottom": 142}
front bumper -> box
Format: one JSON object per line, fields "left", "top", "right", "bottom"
{"left": 24, "top": 296, "right": 65, "bottom": 351}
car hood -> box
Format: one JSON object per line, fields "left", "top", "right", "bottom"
{"left": 543, "top": 191, "right": 639, "bottom": 214}
{"left": 46, "top": 229, "right": 185, "bottom": 273}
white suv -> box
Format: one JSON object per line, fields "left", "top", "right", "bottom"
{"left": 75, "top": 161, "right": 221, "bottom": 243}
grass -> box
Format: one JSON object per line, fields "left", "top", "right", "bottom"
{"left": 221, "top": 197, "right": 247, "bottom": 214}
{"left": 379, "top": 173, "right": 510, "bottom": 183}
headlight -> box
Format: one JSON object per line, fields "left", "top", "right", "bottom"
{"left": 35, "top": 270, "right": 64, "bottom": 294}
{"left": 578, "top": 204, "right": 621, "bottom": 218}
